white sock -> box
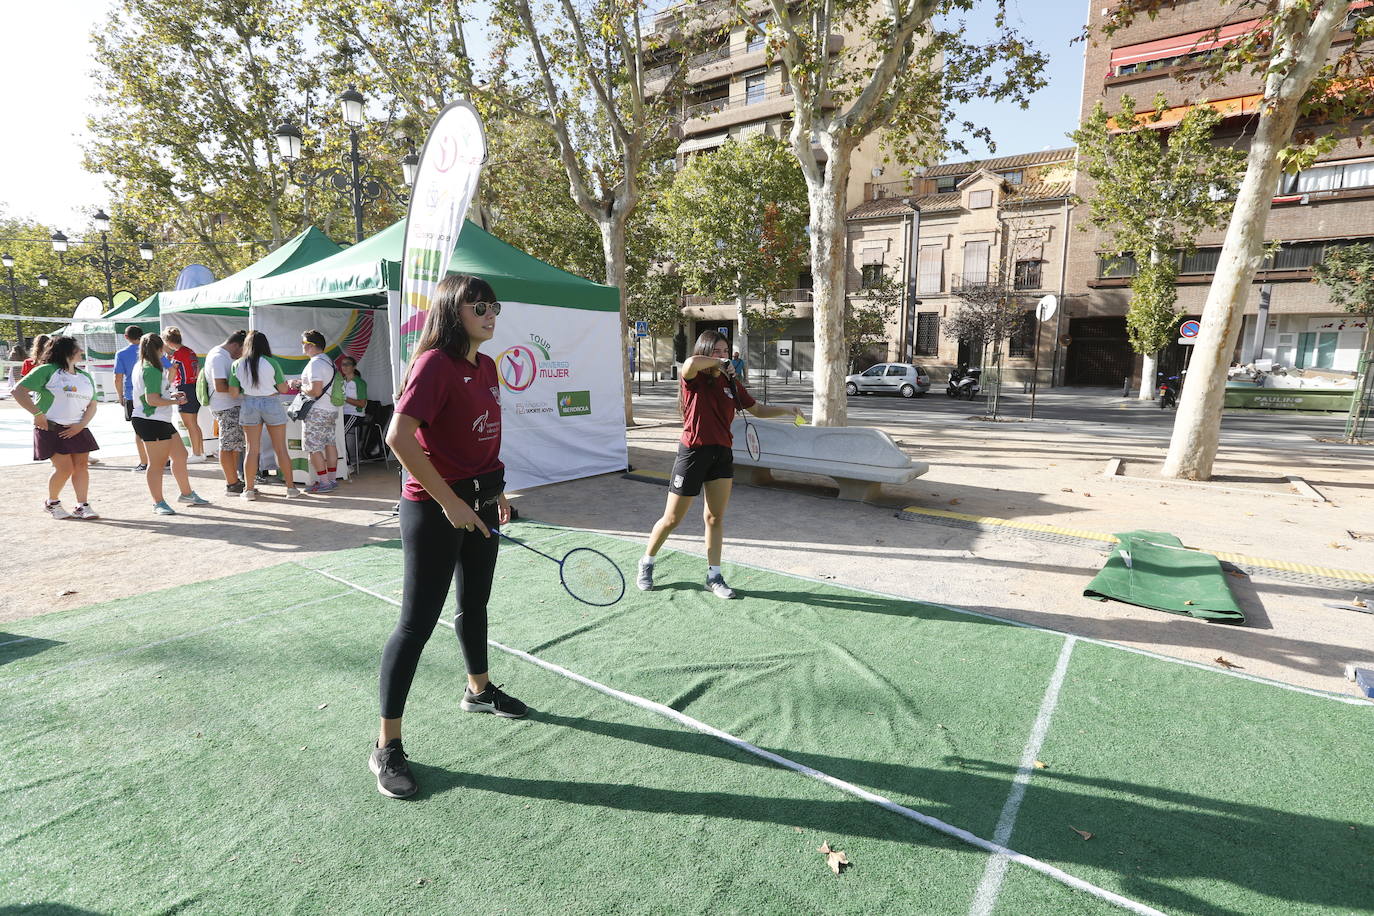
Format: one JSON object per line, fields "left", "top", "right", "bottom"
{"left": 640, "top": 554, "right": 654, "bottom": 566}
{"left": 708, "top": 565, "right": 722, "bottom": 579}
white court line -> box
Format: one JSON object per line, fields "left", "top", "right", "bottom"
{"left": 534, "top": 522, "right": 1373, "bottom": 708}
{"left": 310, "top": 565, "right": 1167, "bottom": 916}
{"left": 0, "top": 593, "right": 349, "bottom": 686}
{"left": 969, "top": 636, "right": 1078, "bottom": 916}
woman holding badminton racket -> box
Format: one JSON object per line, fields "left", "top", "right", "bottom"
{"left": 638, "top": 330, "right": 802, "bottom": 599}
{"left": 370, "top": 273, "right": 522, "bottom": 800}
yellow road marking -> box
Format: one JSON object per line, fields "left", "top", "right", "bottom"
{"left": 900, "top": 507, "right": 1374, "bottom": 584}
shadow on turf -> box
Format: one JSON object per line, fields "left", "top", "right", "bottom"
{"left": 411, "top": 710, "right": 1371, "bottom": 913}
{"left": 0, "top": 633, "right": 63, "bottom": 667}
{"left": 0, "top": 906, "right": 108, "bottom": 915}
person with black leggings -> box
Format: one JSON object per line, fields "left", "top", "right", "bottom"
{"left": 370, "top": 273, "right": 523, "bottom": 800}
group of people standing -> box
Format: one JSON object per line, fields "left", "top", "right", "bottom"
{"left": 13, "top": 324, "right": 369, "bottom": 516}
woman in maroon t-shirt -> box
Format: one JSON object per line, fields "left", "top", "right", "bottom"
{"left": 367, "top": 273, "right": 522, "bottom": 800}
{"left": 638, "top": 330, "right": 802, "bottom": 599}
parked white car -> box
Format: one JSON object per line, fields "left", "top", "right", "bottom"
{"left": 845, "top": 363, "right": 931, "bottom": 398}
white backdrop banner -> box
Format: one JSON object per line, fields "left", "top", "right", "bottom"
{"left": 488, "top": 302, "right": 627, "bottom": 493}
{"left": 250, "top": 306, "right": 391, "bottom": 400}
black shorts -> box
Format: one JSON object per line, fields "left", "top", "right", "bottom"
{"left": 131, "top": 417, "right": 177, "bottom": 442}
{"left": 177, "top": 382, "right": 200, "bottom": 414}
{"left": 669, "top": 443, "right": 733, "bottom": 497}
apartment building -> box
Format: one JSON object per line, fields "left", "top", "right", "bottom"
{"left": 646, "top": 3, "right": 888, "bottom": 375}
{"left": 844, "top": 148, "right": 1075, "bottom": 383}
{"left": 1066, "top": 0, "right": 1374, "bottom": 388}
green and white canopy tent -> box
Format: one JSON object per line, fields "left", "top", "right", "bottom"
{"left": 248, "top": 217, "right": 626, "bottom": 493}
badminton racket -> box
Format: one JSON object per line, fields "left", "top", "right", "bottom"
{"left": 497, "top": 530, "right": 626, "bottom": 606}
{"left": 725, "top": 368, "right": 762, "bottom": 461}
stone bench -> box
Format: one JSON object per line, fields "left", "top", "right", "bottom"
{"left": 729, "top": 417, "right": 928, "bottom": 502}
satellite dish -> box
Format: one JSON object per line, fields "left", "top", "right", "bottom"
{"left": 73, "top": 296, "right": 104, "bottom": 319}
{"left": 175, "top": 264, "right": 216, "bottom": 290}
{"left": 1037, "top": 294, "right": 1057, "bottom": 322}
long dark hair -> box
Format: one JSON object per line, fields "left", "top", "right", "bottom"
{"left": 399, "top": 273, "right": 497, "bottom": 396}
{"left": 679, "top": 329, "right": 730, "bottom": 417}
{"left": 138, "top": 332, "right": 164, "bottom": 370}
{"left": 243, "top": 330, "right": 273, "bottom": 386}
{"left": 46, "top": 336, "right": 81, "bottom": 368}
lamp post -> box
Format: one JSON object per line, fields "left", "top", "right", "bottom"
{"left": 274, "top": 86, "right": 416, "bottom": 244}
{"left": 2, "top": 253, "right": 49, "bottom": 344}
{"left": 50, "top": 210, "right": 154, "bottom": 308}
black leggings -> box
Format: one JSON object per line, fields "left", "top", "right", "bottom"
{"left": 378, "top": 492, "right": 501, "bottom": 719}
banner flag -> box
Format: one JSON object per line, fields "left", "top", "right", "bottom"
{"left": 396, "top": 100, "right": 487, "bottom": 392}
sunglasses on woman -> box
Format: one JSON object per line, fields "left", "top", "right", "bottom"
{"left": 466, "top": 301, "right": 502, "bottom": 316}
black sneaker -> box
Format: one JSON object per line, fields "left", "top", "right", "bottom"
{"left": 134, "top": 464, "right": 148, "bottom": 472}
{"left": 368, "top": 738, "right": 418, "bottom": 798}
{"left": 226, "top": 481, "right": 246, "bottom": 495}
{"left": 460, "top": 683, "right": 529, "bottom": 718}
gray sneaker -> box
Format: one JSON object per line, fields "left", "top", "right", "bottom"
{"left": 636, "top": 557, "right": 655, "bottom": 591}
{"left": 706, "top": 573, "right": 737, "bottom": 599}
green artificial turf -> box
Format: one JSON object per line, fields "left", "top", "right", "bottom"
{"left": 2, "top": 522, "right": 1370, "bottom": 915}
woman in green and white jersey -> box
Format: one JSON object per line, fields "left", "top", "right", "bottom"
{"left": 14, "top": 336, "right": 101, "bottom": 519}
{"left": 131, "top": 332, "right": 210, "bottom": 515}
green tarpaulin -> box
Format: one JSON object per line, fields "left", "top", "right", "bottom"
{"left": 248, "top": 218, "right": 619, "bottom": 311}
{"left": 63, "top": 292, "right": 160, "bottom": 336}
{"left": 1084, "top": 530, "right": 1246, "bottom": 623}
{"left": 159, "top": 226, "right": 343, "bottom": 316}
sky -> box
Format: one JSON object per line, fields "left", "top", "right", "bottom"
{"left": 0, "top": 0, "right": 1090, "bottom": 232}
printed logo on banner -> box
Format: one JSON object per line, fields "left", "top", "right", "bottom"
{"left": 498, "top": 333, "right": 572, "bottom": 392}
{"left": 556, "top": 391, "right": 591, "bottom": 417}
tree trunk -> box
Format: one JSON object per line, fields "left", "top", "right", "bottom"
{"left": 1139, "top": 352, "right": 1158, "bottom": 400}
{"left": 1162, "top": 0, "right": 1348, "bottom": 479}
{"left": 808, "top": 163, "right": 851, "bottom": 426}
{"left": 600, "top": 216, "right": 635, "bottom": 426}
{"left": 736, "top": 292, "right": 750, "bottom": 378}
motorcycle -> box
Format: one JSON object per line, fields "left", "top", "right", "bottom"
{"left": 946, "top": 366, "right": 982, "bottom": 400}
{"left": 1157, "top": 372, "right": 1181, "bottom": 409}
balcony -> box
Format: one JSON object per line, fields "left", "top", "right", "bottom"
{"left": 951, "top": 272, "right": 1000, "bottom": 295}
{"left": 682, "top": 85, "right": 799, "bottom": 134}
{"left": 683, "top": 288, "right": 814, "bottom": 308}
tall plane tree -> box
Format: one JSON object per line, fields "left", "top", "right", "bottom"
{"left": 1104, "top": 0, "right": 1370, "bottom": 478}
{"left": 751, "top": 0, "right": 1047, "bottom": 425}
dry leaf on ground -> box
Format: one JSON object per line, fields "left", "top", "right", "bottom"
{"left": 59, "top": 589, "right": 77, "bottom": 596}
{"left": 949, "top": 498, "right": 961, "bottom": 505}
{"left": 818, "top": 842, "right": 851, "bottom": 875}
{"left": 317, "top": 703, "right": 329, "bottom": 710}
{"left": 1330, "top": 542, "right": 1351, "bottom": 550}
{"left": 1070, "top": 826, "right": 1094, "bottom": 841}
{"left": 1061, "top": 488, "right": 1074, "bottom": 493}
{"left": 1214, "top": 656, "right": 1242, "bottom": 669}
{"left": 1183, "top": 600, "right": 1196, "bottom": 606}
{"left": 1033, "top": 760, "right": 1049, "bottom": 769}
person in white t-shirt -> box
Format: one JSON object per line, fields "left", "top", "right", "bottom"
{"left": 229, "top": 331, "right": 298, "bottom": 500}
{"left": 338, "top": 356, "right": 369, "bottom": 472}
{"left": 288, "top": 329, "right": 341, "bottom": 494}
{"left": 205, "top": 330, "right": 246, "bottom": 495}
{"left": 14, "top": 336, "right": 101, "bottom": 519}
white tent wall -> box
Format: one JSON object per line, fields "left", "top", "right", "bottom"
{"left": 387, "top": 291, "right": 628, "bottom": 493}
{"left": 250, "top": 305, "right": 392, "bottom": 404}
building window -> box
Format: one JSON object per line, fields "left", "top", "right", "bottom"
{"left": 1013, "top": 259, "right": 1043, "bottom": 289}
{"left": 1097, "top": 252, "right": 1137, "bottom": 278}
{"left": 1277, "top": 159, "right": 1374, "bottom": 195}
{"left": 968, "top": 189, "right": 993, "bottom": 209}
{"left": 962, "top": 241, "right": 991, "bottom": 284}
{"left": 861, "top": 264, "right": 885, "bottom": 288}
{"left": 1108, "top": 20, "right": 1257, "bottom": 77}
{"left": 1297, "top": 331, "right": 1339, "bottom": 369}
{"left": 1265, "top": 241, "right": 1327, "bottom": 271}
{"left": 746, "top": 20, "right": 766, "bottom": 52}
{"left": 744, "top": 72, "right": 766, "bottom": 105}
{"left": 1180, "top": 248, "right": 1221, "bottom": 274}
{"left": 917, "top": 246, "right": 943, "bottom": 294}
{"left": 1002, "top": 170, "right": 1024, "bottom": 185}
{"left": 1008, "top": 310, "right": 1035, "bottom": 359}
{"left": 915, "top": 312, "right": 940, "bottom": 357}
{"left": 797, "top": 270, "right": 813, "bottom": 290}
{"left": 935, "top": 175, "right": 959, "bottom": 192}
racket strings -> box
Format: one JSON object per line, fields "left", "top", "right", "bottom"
{"left": 560, "top": 548, "right": 626, "bottom": 606}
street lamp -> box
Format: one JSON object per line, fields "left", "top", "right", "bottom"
{"left": 49, "top": 212, "right": 154, "bottom": 308}
{"left": 274, "top": 85, "right": 414, "bottom": 244}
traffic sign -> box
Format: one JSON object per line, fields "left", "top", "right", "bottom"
{"left": 1178, "top": 336, "right": 1197, "bottom": 346}
{"left": 634, "top": 319, "right": 649, "bottom": 338}
{"left": 717, "top": 326, "right": 729, "bottom": 337}
{"left": 1180, "top": 320, "right": 1201, "bottom": 338}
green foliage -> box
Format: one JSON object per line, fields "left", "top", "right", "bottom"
{"left": 657, "top": 137, "right": 809, "bottom": 305}
{"left": 1126, "top": 255, "right": 1183, "bottom": 357}
{"left": 1072, "top": 93, "right": 1243, "bottom": 356}
{"left": 1313, "top": 243, "right": 1374, "bottom": 317}
{"left": 845, "top": 268, "right": 902, "bottom": 369}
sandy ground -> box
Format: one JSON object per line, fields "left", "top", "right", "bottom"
{"left": 2, "top": 389, "right": 1370, "bottom": 698}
